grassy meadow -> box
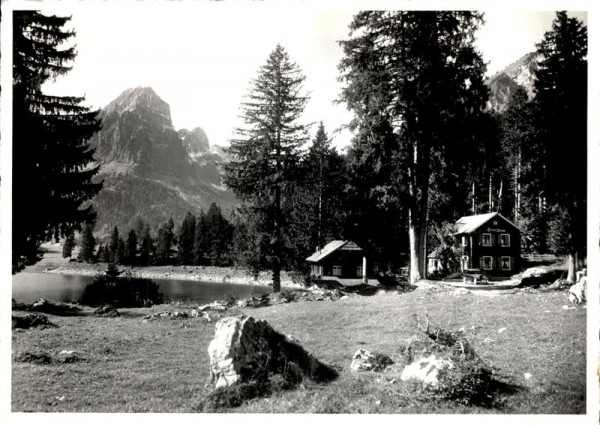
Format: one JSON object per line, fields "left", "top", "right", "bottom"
{"left": 11, "top": 286, "right": 586, "bottom": 414}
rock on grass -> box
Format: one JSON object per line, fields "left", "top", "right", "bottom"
{"left": 201, "top": 315, "right": 338, "bottom": 409}
{"left": 12, "top": 313, "right": 56, "bottom": 330}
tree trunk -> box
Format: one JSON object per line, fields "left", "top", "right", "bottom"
{"left": 408, "top": 210, "right": 421, "bottom": 284}
{"left": 407, "top": 142, "right": 430, "bottom": 285}
{"left": 273, "top": 184, "right": 282, "bottom": 293}
{"left": 566, "top": 252, "right": 576, "bottom": 284}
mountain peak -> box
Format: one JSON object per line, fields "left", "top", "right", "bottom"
{"left": 104, "top": 86, "right": 171, "bottom": 121}
{"left": 485, "top": 51, "right": 540, "bottom": 114}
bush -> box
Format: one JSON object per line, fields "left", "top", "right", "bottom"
{"left": 80, "top": 263, "right": 163, "bottom": 307}
{"left": 400, "top": 317, "right": 520, "bottom": 407}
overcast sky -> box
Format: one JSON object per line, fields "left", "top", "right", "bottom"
{"left": 37, "top": 5, "right": 588, "bottom": 151}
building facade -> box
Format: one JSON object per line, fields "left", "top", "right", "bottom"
{"left": 306, "top": 240, "right": 371, "bottom": 282}
{"left": 453, "top": 212, "right": 521, "bottom": 275}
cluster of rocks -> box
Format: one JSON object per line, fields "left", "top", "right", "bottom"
{"left": 348, "top": 320, "right": 504, "bottom": 406}
{"left": 14, "top": 350, "right": 85, "bottom": 364}
{"left": 143, "top": 309, "right": 218, "bottom": 322}
{"left": 350, "top": 348, "right": 394, "bottom": 372}
{"left": 12, "top": 313, "right": 56, "bottom": 330}
{"left": 12, "top": 298, "right": 80, "bottom": 316}
{"left": 93, "top": 305, "right": 120, "bottom": 317}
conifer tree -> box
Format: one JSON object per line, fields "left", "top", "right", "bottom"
{"left": 109, "top": 226, "right": 121, "bottom": 263}
{"left": 205, "top": 203, "right": 233, "bottom": 266}
{"left": 225, "top": 45, "right": 309, "bottom": 291}
{"left": 155, "top": 218, "right": 174, "bottom": 265}
{"left": 193, "top": 211, "right": 208, "bottom": 265}
{"left": 339, "top": 12, "right": 488, "bottom": 283}
{"left": 12, "top": 11, "right": 102, "bottom": 272}
{"left": 178, "top": 212, "right": 196, "bottom": 265}
{"left": 126, "top": 229, "right": 138, "bottom": 265}
{"left": 139, "top": 224, "right": 153, "bottom": 266}
{"left": 78, "top": 222, "right": 96, "bottom": 263}
{"left": 117, "top": 237, "right": 126, "bottom": 265}
{"left": 62, "top": 232, "right": 76, "bottom": 259}
{"left": 530, "top": 11, "right": 587, "bottom": 282}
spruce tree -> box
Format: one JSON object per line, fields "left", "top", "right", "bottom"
{"left": 78, "top": 222, "right": 96, "bottom": 263}
{"left": 109, "top": 226, "right": 121, "bottom": 263}
{"left": 62, "top": 232, "right": 76, "bottom": 259}
{"left": 178, "top": 212, "right": 196, "bottom": 265}
{"left": 12, "top": 11, "right": 102, "bottom": 273}
{"left": 205, "top": 203, "right": 233, "bottom": 266}
{"left": 225, "top": 45, "right": 309, "bottom": 291}
{"left": 193, "top": 211, "right": 208, "bottom": 265}
{"left": 531, "top": 11, "right": 587, "bottom": 282}
{"left": 139, "top": 224, "right": 153, "bottom": 266}
{"left": 126, "top": 229, "right": 138, "bottom": 265}
{"left": 339, "top": 12, "right": 489, "bottom": 283}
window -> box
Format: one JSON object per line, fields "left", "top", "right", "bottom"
{"left": 481, "top": 256, "right": 492, "bottom": 270}
{"left": 500, "top": 233, "right": 510, "bottom": 247}
{"left": 501, "top": 256, "right": 511, "bottom": 270}
{"left": 356, "top": 266, "right": 363, "bottom": 277}
{"left": 332, "top": 265, "right": 342, "bottom": 276}
{"left": 481, "top": 233, "right": 492, "bottom": 246}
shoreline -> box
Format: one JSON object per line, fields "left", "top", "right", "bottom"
{"left": 42, "top": 262, "right": 304, "bottom": 288}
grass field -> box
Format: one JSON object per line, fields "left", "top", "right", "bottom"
{"left": 11, "top": 286, "right": 586, "bottom": 413}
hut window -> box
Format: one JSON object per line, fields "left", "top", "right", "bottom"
{"left": 501, "top": 256, "right": 511, "bottom": 270}
{"left": 481, "top": 256, "right": 492, "bottom": 270}
{"left": 481, "top": 233, "right": 492, "bottom": 246}
{"left": 500, "top": 233, "right": 510, "bottom": 247}
{"left": 356, "top": 266, "right": 363, "bottom": 277}
{"left": 333, "top": 265, "right": 342, "bottom": 276}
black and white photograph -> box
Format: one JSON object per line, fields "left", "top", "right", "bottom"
{"left": 1, "top": 0, "right": 596, "bottom": 421}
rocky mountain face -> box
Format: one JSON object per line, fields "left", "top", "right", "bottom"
{"left": 89, "top": 87, "right": 236, "bottom": 235}
{"left": 486, "top": 52, "right": 539, "bottom": 114}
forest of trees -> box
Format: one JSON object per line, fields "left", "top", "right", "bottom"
{"left": 223, "top": 11, "right": 587, "bottom": 287}
{"left": 73, "top": 203, "right": 235, "bottom": 268}
{"left": 26, "top": 10, "right": 586, "bottom": 288}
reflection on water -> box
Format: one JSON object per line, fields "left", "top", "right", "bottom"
{"left": 12, "top": 273, "right": 271, "bottom": 304}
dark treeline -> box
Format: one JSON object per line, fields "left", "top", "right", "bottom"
{"left": 72, "top": 203, "right": 235, "bottom": 268}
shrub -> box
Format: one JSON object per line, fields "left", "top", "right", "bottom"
{"left": 400, "top": 317, "right": 520, "bottom": 407}
{"left": 80, "top": 263, "right": 163, "bottom": 307}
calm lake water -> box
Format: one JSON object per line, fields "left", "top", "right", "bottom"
{"left": 12, "top": 272, "right": 272, "bottom": 305}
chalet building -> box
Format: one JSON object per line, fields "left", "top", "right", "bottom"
{"left": 306, "top": 240, "right": 371, "bottom": 283}
{"left": 453, "top": 212, "right": 521, "bottom": 275}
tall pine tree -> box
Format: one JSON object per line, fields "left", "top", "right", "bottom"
{"left": 531, "top": 12, "right": 587, "bottom": 281}
{"left": 339, "top": 12, "right": 489, "bottom": 283}
{"left": 225, "top": 44, "right": 309, "bottom": 292}
{"left": 13, "top": 11, "right": 102, "bottom": 273}
{"left": 178, "top": 212, "right": 196, "bottom": 265}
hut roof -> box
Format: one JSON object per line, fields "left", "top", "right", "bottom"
{"left": 306, "top": 240, "right": 362, "bottom": 263}
{"left": 454, "top": 212, "right": 520, "bottom": 235}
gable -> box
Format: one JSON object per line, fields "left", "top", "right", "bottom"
{"left": 306, "top": 240, "right": 363, "bottom": 263}
{"left": 454, "top": 213, "right": 520, "bottom": 235}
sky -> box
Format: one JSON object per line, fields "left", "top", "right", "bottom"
{"left": 36, "top": 4, "right": 588, "bottom": 152}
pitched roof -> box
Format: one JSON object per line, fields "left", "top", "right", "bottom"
{"left": 454, "top": 212, "right": 520, "bottom": 235}
{"left": 306, "top": 240, "right": 362, "bottom": 263}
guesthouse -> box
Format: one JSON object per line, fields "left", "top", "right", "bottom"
{"left": 453, "top": 212, "right": 521, "bottom": 275}
{"left": 306, "top": 240, "right": 370, "bottom": 283}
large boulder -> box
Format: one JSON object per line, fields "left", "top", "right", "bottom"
{"left": 568, "top": 276, "right": 586, "bottom": 304}
{"left": 400, "top": 354, "right": 455, "bottom": 388}
{"left": 207, "top": 315, "right": 337, "bottom": 389}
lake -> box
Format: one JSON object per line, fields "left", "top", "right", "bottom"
{"left": 12, "top": 272, "right": 272, "bottom": 305}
